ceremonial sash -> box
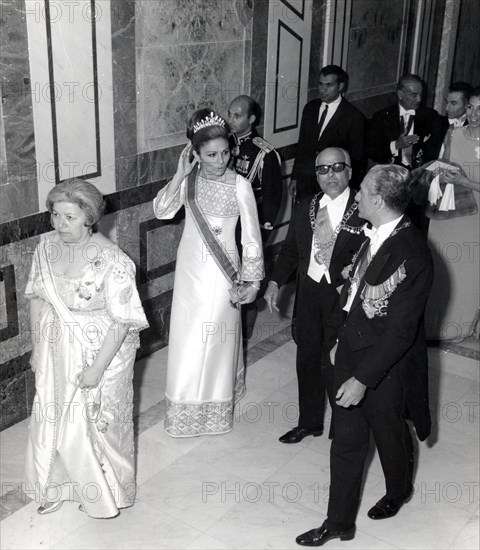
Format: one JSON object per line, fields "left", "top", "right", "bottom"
{"left": 37, "top": 239, "right": 97, "bottom": 351}
{"left": 186, "top": 167, "right": 239, "bottom": 284}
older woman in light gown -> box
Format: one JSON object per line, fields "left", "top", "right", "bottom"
{"left": 25, "top": 179, "right": 148, "bottom": 517}
{"left": 153, "top": 110, "right": 264, "bottom": 437}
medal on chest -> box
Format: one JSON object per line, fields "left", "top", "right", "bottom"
{"left": 236, "top": 156, "right": 250, "bottom": 174}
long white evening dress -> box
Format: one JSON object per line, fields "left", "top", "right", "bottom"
{"left": 154, "top": 171, "right": 264, "bottom": 437}
{"left": 24, "top": 236, "right": 148, "bottom": 517}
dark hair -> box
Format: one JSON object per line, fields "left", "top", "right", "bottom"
{"left": 45, "top": 178, "right": 105, "bottom": 233}
{"left": 230, "top": 95, "right": 261, "bottom": 125}
{"left": 320, "top": 65, "right": 347, "bottom": 86}
{"left": 397, "top": 74, "right": 423, "bottom": 91}
{"left": 367, "top": 165, "right": 413, "bottom": 214}
{"left": 449, "top": 81, "right": 474, "bottom": 102}
{"left": 467, "top": 85, "right": 480, "bottom": 101}
{"left": 187, "top": 109, "right": 229, "bottom": 153}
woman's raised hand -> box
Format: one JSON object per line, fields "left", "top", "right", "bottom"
{"left": 176, "top": 142, "right": 198, "bottom": 178}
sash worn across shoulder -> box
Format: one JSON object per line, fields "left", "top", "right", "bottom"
{"left": 186, "top": 168, "right": 240, "bottom": 284}
{"left": 37, "top": 240, "right": 95, "bottom": 351}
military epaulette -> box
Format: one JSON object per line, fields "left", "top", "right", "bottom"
{"left": 253, "top": 136, "right": 275, "bottom": 154}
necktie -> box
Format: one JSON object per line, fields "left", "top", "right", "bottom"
{"left": 317, "top": 104, "right": 329, "bottom": 140}
{"left": 400, "top": 114, "right": 415, "bottom": 167}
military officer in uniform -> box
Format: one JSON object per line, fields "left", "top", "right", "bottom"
{"left": 228, "top": 95, "right": 283, "bottom": 338}
{"left": 228, "top": 95, "right": 283, "bottom": 236}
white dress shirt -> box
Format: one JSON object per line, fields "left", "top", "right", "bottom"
{"left": 390, "top": 105, "right": 416, "bottom": 158}
{"left": 343, "top": 215, "right": 403, "bottom": 312}
{"left": 307, "top": 186, "right": 350, "bottom": 284}
{"left": 318, "top": 95, "right": 342, "bottom": 139}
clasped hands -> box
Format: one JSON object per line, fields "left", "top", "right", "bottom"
{"left": 230, "top": 282, "right": 259, "bottom": 307}
{"left": 439, "top": 162, "right": 462, "bottom": 185}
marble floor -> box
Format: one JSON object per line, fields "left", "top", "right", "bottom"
{"left": 1, "top": 284, "right": 479, "bottom": 549}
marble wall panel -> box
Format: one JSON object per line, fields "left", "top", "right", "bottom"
{"left": 146, "top": 221, "right": 184, "bottom": 276}
{"left": 136, "top": 0, "right": 252, "bottom": 153}
{"left": 111, "top": 0, "right": 137, "bottom": 161}
{"left": 136, "top": 0, "right": 249, "bottom": 48}
{"left": 0, "top": 372, "right": 27, "bottom": 430}
{"left": 138, "top": 42, "right": 249, "bottom": 151}
{"left": 0, "top": 235, "right": 39, "bottom": 365}
{"left": 0, "top": 0, "right": 38, "bottom": 223}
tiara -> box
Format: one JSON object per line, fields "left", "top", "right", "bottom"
{"left": 193, "top": 112, "right": 226, "bottom": 134}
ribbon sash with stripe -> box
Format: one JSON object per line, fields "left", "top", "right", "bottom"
{"left": 186, "top": 168, "right": 239, "bottom": 285}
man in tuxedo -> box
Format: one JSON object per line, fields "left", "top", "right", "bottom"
{"left": 367, "top": 74, "right": 441, "bottom": 169}
{"left": 290, "top": 65, "right": 366, "bottom": 199}
{"left": 430, "top": 81, "right": 473, "bottom": 158}
{"left": 296, "top": 164, "right": 433, "bottom": 547}
{"left": 264, "top": 147, "right": 365, "bottom": 444}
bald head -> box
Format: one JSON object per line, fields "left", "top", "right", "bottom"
{"left": 315, "top": 147, "right": 351, "bottom": 167}
{"left": 228, "top": 95, "right": 260, "bottom": 137}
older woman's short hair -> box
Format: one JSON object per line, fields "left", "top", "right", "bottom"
{"left": 46, "top": 179, "right": 106, "bottom": 232}
{"left": 367, "top": 164, "right": 413, "bottom": 213}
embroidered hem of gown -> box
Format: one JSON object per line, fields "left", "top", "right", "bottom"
{"left": 164, "top": 380, "right": 246, "bottom": 437}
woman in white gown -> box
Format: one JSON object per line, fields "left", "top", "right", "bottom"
{"left": 154, "top": 110, "right": 264, "bottom": 437}
{"left": 25, "top": 179, "right": 148, "bottom": 517}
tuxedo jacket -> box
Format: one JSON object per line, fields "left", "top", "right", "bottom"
{"left": 334, "top": 216, "right": 434, "bottom": 440}
{"left": 367, "top": 103, "right": 441, "bottom": 168}
{"left": 292, "top": 98, "right": 366, "bottom": 194}
{"left": 271, "top": 189, "right": 365, "bottom": 346}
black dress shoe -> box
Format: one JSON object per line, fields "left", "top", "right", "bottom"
{"left": 279, "top": 426, "right": 323, "bottom": 444}
{"left": 367, "top": 490, "right": 414, "bottom": 520}
{"left": 296, "top": 521, "right": 355, "bottom": 546}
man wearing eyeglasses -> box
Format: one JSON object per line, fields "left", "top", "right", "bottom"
{"left": 290, "top": 65, "right": 366, "bottom": 200}
{"left": 265, "top": 147, "right": 365, "bottom": 444}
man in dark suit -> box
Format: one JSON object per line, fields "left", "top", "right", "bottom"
{"left": 296, "top": 164, "right": 433, "bottom": 547}
{"left": 430, "top": 81, "right": 473, "bottom": 158}
{"left": 290, "top": 65, "right": 366, "bottom": 199}
{"left": 367, "top": 74, "right": 441, "bottom": 169}
{"left": 264, "top": 147, "right": 365, "bottom": 444}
